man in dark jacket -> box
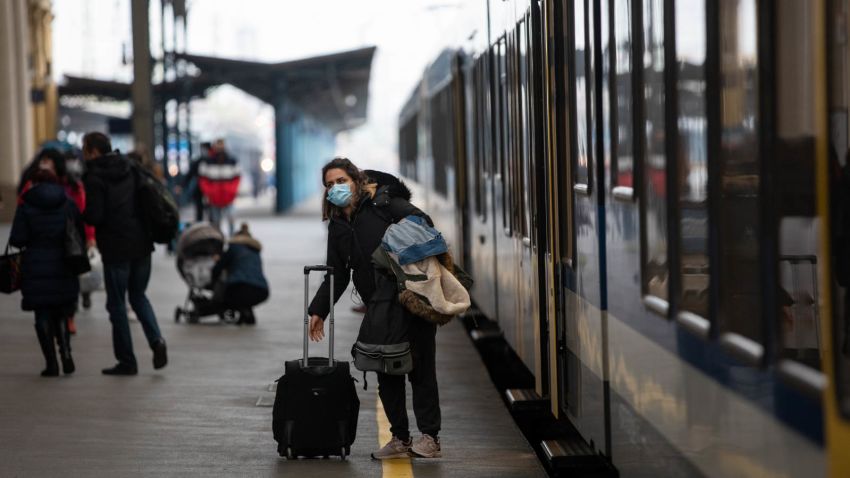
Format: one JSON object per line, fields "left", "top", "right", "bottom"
{"left": 82, "top": 132, "right": 167, "bottom": 375}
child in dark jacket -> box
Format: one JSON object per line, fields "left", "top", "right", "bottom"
{"left": 10, "top": 169, "right": 85, "bottom": 376}
{"left": 211, "top": 223, "right": 269, "bottom": 325}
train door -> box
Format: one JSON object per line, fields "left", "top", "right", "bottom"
{"left": 547, "top": 0, "right": 612, "bottom": 455}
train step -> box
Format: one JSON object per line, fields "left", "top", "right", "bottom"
{"left": 541, "top": 438, "right": 610, "bottom": 473}
{"left": 505, "top": 388, "right": 548, "bottom": 413}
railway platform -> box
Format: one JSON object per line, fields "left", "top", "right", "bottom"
{"left": 0, "top": 203, "right": 545, "bottom": 478}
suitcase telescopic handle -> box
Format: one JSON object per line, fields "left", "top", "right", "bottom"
{"left": 303, "top": 266, "right": 335, "bottom": 367}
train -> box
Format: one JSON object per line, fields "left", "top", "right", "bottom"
{"left": 397, "top": 0, "right": 850, "bottom": 476}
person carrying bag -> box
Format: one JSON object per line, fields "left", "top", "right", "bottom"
{"left": 10, "top": 168, "right": 82, "bottom": 376}
{"left": 306, "top": 159, "right": 443, "bottom": 460}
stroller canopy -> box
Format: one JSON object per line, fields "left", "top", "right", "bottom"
{"left": 176, "top": 222, "right": 225, "bottom": 259}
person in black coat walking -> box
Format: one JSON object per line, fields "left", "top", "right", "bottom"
{"left": 10, "top": 169, "right": 83, "bottom": 376}
{"left": 306, "top": 158, "right": 443, "bottom": 460}
{"left": 82, "top": 132, "right": 167, "bottom": 376}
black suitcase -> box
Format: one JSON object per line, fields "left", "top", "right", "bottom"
{"left": 272, "top": 265, "right": 360, "bottom": 460}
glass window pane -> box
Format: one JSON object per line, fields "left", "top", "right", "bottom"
{"left": 613, "top": 0, "right": 634, "bottom": 188}
{"left": 520, "top": 20, "right": 531, "bottom": 239}
{"left": 574, "top": 0, "right": 592, "bottom": 186}
{"left": 717, "top": 0, "right": 761, "bottom": 341}
{"left": 676, "top": 0, "right": 709, "bottom": 317}
{"left": 642, "top": 0, "right": 667, "bottom": 301}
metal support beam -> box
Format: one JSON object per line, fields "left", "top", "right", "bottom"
{"left": 131, "top": 0, "right": 155, "bottom": 154}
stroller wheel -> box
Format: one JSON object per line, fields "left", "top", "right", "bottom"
{"left": 174, "top": 307, "right": 182, "bottom": 323}
{"left": 219, "top": 309, "right": 238, "bottom": 324}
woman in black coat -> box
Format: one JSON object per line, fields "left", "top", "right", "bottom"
{"left": 306, "top": 158, "right": 443, "bottom": 460}
{"left": 10, "top": 169, "right": 84, "bottom": 376}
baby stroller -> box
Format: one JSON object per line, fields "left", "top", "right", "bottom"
{"left": 173, "top": 222, "right": 240, "bottom": 324}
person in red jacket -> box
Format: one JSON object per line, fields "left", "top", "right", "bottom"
{"left": 198, "top": 139, "right": 240, "bottom": 236}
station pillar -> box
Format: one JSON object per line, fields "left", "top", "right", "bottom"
{"left": 0, "top": 0, "right": 35, "bottom": 221}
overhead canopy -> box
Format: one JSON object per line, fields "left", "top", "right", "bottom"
{"left": 59, "top": 46, "right": 376, "bottom": 133}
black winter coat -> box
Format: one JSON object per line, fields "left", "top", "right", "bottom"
{"left": 212, "top": 238, "right": 269, "bottom": 292}
{"left": 83, "top": 153, "right": 153, "bottom": 264}
{"left": 308, "top": 176, "right": 430, "bottom": 319}
{"left": 9, "top": 182, "right": 82, "bottom": 311}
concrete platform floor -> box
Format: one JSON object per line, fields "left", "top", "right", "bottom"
{"left": 0, "top": 210, "right": 545, "bottom": 477}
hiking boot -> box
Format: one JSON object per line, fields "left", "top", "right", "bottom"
{"left": 411, "top": 434, "right": 441, "bottom": 458}
{"left": 102, "top": 363, "right": 138, "bottom": 376}
{"left": 371, "top": 436, "right": 412, "bottom": 460}
{"left": 152, "top": 339, "right": 168, "bottom": 370}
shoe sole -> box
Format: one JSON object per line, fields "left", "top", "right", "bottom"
{"left": 410, "top": 449, "right": 441, "bottom": 458}
{"left": 371, "top": 452, "right": 412, "bottom": 460}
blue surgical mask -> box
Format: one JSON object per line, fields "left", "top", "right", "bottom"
{"left": 327, "top": 183, "right": 353, "bottom": 207}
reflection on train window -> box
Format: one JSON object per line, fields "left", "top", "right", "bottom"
{"left": 612, "top": 0, "right": 634, "bottom": 190}
{"left": 676, "top": 0, "right": 708, "bottom": 318}
{"left": 472, "top": 61, "right": 483, "bottom": 219}
{"left": 640, "top": 0, "right": 667, "bottom": 301}
{"left": 716, "top": 0, "right": 761, "bottom": 342}
{"left": 774, "top": 2, "right": 822, "bottom": 370}
{"left": 572, "top": 0, "right": 592, "bottom": 187}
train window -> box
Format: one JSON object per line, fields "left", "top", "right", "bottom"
{"left": 774, "top": 1, "right": 823, "bottom": 373}
{"left": 399, "top": 114, "right": 418, "bottom": 181}
{"left": 611, "top": 0, "right": 634, "bottom": 196}
{"left": 676, "top": 0, "right": 709, "bottom": 320}
{"left": 473, "top": 60, "right": 484, "bottom": 219}
{"left": 519, "top": 18, "right": 531, "bottom": 240}
{"left": 715, "top": 0, "right": 762, "bottom": 345}
{"left": 430, "top": 88, "right": 450, "bottom": 197}
{"left": 572, "top": 0, "right": 592, "bottom": 190}
{"left": 497, "top": 37, "right": 511, "bottom": 233}
{"left": 640, "top": 0, "right": 668, "bottom": 304}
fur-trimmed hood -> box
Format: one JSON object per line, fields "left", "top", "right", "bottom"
{"left": 365, "top": 169, "right": 412, "bottom": 202}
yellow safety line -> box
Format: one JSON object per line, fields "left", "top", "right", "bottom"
{"left": 376, "top": 394, "right": 413, "bottom": 478}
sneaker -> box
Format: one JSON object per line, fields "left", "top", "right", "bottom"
{"left": 371, "top": 436, "right": 412, "bottom": 460}
{"left": 152, "top": 339, "right": 168, "bottom": 370}
{"left": 411, "top": 434, "right": 441, "bottom": 458}
{"left": 102, "top": 363, "right": 138, "bottom": 376}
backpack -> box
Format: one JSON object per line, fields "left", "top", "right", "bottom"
{"left": 132, "top": 164, "right": 179, "bottom": 244}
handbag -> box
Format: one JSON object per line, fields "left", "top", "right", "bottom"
{"left": 78, "top": 248, "right": 103, "bottom": 293}
{"left": 64, "top": 204, "right": 91, "bottom": 275}
{"left": 0, "top": 243, "right": 22, "bottom": 294}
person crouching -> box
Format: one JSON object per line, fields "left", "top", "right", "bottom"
{"left": 10, "top": 169, "right": 84, "bottom": 376}
{"left": 211, "top": 223, "right": 269, "bottom": 325}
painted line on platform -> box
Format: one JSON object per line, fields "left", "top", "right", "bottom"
{"left": 376, "top": 394, "right": 413, "bottom": 478}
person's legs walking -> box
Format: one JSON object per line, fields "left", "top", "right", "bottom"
{"left": 52, "top": 310, "right": 75, "bottom": 375}
{"left": 372, "top": 372, "right": 413, "bottom": 459}
{"left": 34, "top": 309, "right": 58, "bottom": 377}
{"left": 127, "top": 255, "right": 167, "bottom": 369}
{"left": 102, "top": 261, "right": 137, "bottom": 374}
{"left": 409, "top": 318, "right": 441, "bottom": 458}
{"left": 209, "top": 206, "right": 222, "bottom": 232}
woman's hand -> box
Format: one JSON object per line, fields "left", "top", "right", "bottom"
{"left": 309, "top": 315, "right": 325, "bottom": 342}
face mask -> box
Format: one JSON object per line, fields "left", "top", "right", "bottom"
{"left": 327, "top": 183, "right": 353, "bottom": 207}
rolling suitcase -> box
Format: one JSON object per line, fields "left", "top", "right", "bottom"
{"left": 272, "top": 265, "right": 360, "bottom": 460}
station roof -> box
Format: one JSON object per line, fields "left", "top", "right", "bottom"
{"left": 59, "top": 46, "right": 376, "bottom": 133}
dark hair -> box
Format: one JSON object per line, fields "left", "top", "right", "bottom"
{"left": 320, "top": 157, "right": 368, "bottom": 220}
{"left": 82, "top": 131, "right": 112, "bottom": 155}
{"left": 18, "top": 148, "right": 68, "bottom": 194}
